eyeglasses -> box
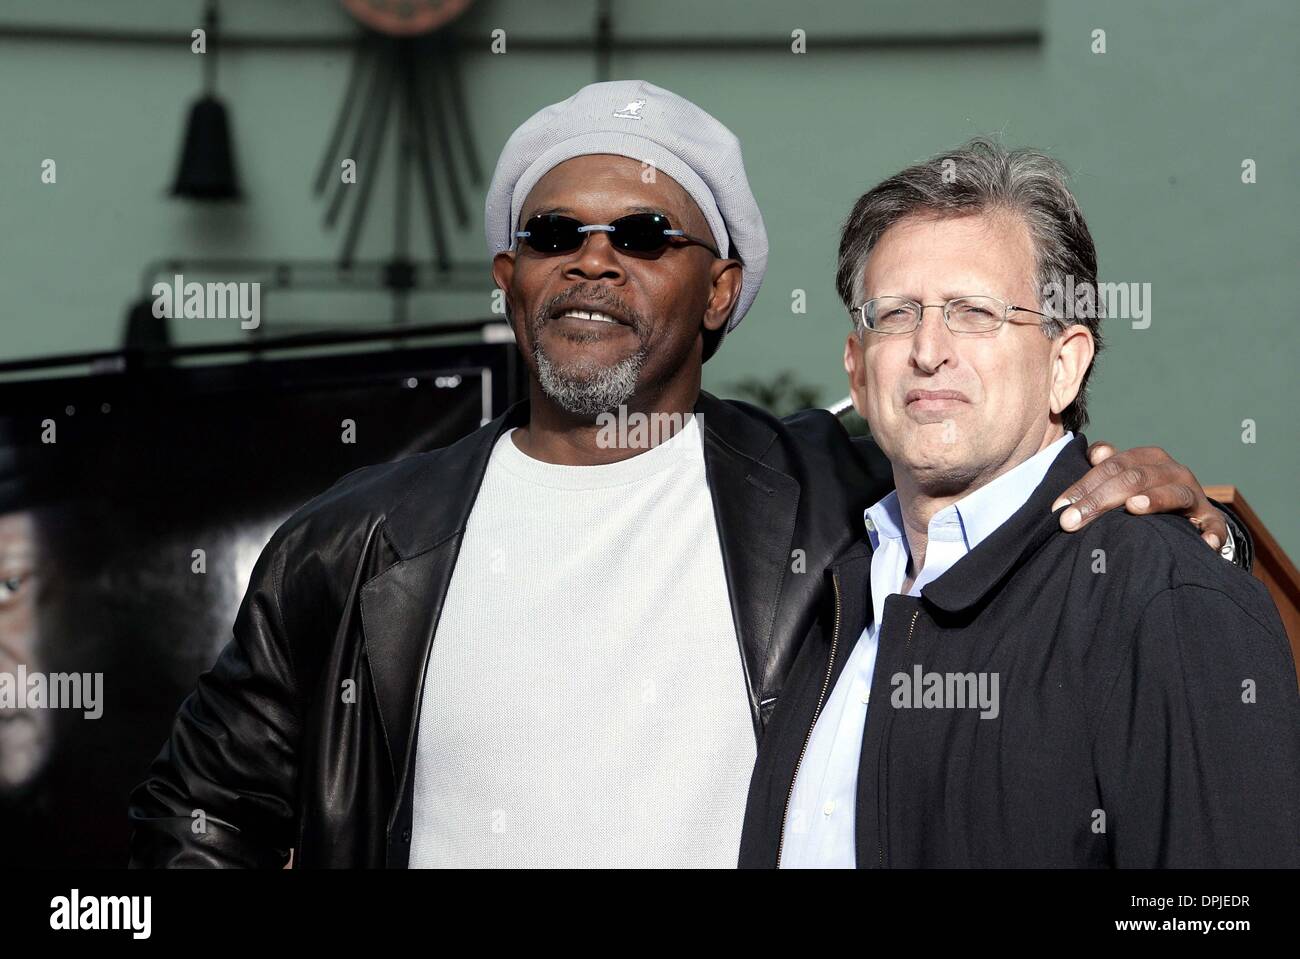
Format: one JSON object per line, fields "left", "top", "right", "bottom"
{"left": 513, "top": 213, "right": 720, "bottom": 258}
{"left": 849, "top": 295, "right": 1050, "bottom": 336}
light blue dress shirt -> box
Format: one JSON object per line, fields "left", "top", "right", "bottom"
{"left": 779, "top": 432, "right": 1075, "bottom": 868}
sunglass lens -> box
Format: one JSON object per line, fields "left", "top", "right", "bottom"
{"left": 611, "top": 213, "right": 671, "bottom": 253}
{"left": 524, "top": 215, "right": 583, "bottom": 253}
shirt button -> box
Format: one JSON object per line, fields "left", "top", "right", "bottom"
{"left": 861, "top": 690, "right": 871, "bottom": 705}
{"left": 823, "top": 801, "right": 836, "bottom": 816}
{"left": 863, "top": 516, "right": 876, "bottom": 533}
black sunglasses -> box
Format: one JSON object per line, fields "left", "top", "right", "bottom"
{"left": 514, "top": 213, "right": 720, "bottom": 257}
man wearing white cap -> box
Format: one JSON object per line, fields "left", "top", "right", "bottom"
{"left": 130, "top": 81, "right": 1243, "bottom": 869}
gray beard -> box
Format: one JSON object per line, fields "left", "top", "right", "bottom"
{"left": 534, "top": 341, "right": 645, "bottom": 418}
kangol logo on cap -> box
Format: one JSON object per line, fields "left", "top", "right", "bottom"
{"left": 612, "top": 98, "right": 646, "bottom": 120}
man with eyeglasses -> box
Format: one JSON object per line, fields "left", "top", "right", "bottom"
{"left": 739, "top": 139, "right": 1299, "bottom": 869}
{"left": 130, "top": 83, "right": 1250, "bottom": 869}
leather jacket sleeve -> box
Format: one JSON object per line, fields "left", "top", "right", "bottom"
{"left": 128, "top": 528, "right": 301, "bottom": 868}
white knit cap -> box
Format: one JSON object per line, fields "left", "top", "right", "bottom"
{"left": 484, "top": 80, "right": 768, "bottom": 340}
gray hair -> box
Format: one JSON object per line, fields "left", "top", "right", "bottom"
{"left": 836, "top": 137, "right": 1102, "bottom": 433}
{"left": 534, "top": 344, "right": 645, "bottom": 417}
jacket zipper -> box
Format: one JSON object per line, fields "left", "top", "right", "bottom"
{"left": 777, "top": 572, "right": 842, "bottom": 868}
{"left": 878, "top": 607, "right": 920, "bottom": 868}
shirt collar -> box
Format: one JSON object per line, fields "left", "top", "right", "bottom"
{"left": 950, "top": 431, "right": 1074, "bottom": 549}
{"left": 863, "top": 431, "right": 1075, "bottom": 554}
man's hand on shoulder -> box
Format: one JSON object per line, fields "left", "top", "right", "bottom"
{"left": 1051, "top": 442, "right": 1230, "bottom": 553}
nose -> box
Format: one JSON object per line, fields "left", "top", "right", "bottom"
{"left": 561, "top": 230, "right": 626, "bottom": 284}
{"left": 909, "top": 304, "right": 957, "bottom": 374}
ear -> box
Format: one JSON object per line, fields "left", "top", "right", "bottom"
{"left": 491, "top": 250, "right": 517, "bottom": 323}
{"left": 1048, "top": 323, "right": 1095, "bottom": 417}
{"left": 702, "top": 258, "right": 743, "bottom": 333}
{"left": 843, "top": 332, "right": 870, "bottom": 418}
{"left": 491, "top": 250, "right": 516, "bottom": 294}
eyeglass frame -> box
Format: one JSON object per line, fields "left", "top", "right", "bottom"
{"left": 513, "top": 213, "right": 721, "bottom": 258}
{"left": 848, "top": 294, "right": 1052, "bottom": 336}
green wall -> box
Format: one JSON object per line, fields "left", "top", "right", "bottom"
{"left": 1, "top": 0, "right": 1295, "bottom": 556}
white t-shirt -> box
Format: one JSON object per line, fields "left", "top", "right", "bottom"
{"left": 408, "top": 415, "right": 757, "bottom": 867}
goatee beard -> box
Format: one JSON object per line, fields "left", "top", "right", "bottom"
{"left": 533, "top": 341, "right": 646, "bottom": 418}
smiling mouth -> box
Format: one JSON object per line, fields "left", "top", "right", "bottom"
{"left": 555, "top": 308, "right": 625, "bottom": 325}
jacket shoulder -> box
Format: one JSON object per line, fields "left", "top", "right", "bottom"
{"left": 242, "top": 453, "right": 432, "bottom": 643}
{"left": 279, "top": 414, "right": 503, "bottom": 544}
{"left": 707, "top": 398, "right": 891, "bottom": 488}
{"left": 781, "top": 406, "right": 892, "bottom": 495}
{"left": 274, "top": 452, "right": 430, "bottom": 549}
{"left": 1074, "top": 510, "right": 1280, "bottom": 629}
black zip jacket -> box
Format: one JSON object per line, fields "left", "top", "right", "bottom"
{"left": 739, "top": 435, "right": 1297, "bottom": 868}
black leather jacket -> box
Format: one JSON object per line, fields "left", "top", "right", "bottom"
{"left": 128, "top": 391, "right": 895, "bottom": 867}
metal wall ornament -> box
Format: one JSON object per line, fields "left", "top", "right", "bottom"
{"left": 319, "top": 0, "right": 483, "bottom": 311}
{"left": 171, "top": 1, "right": 241, "bottom": 200}
{"left": 340, "top": 0, "right": 476, "bottom": 36}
